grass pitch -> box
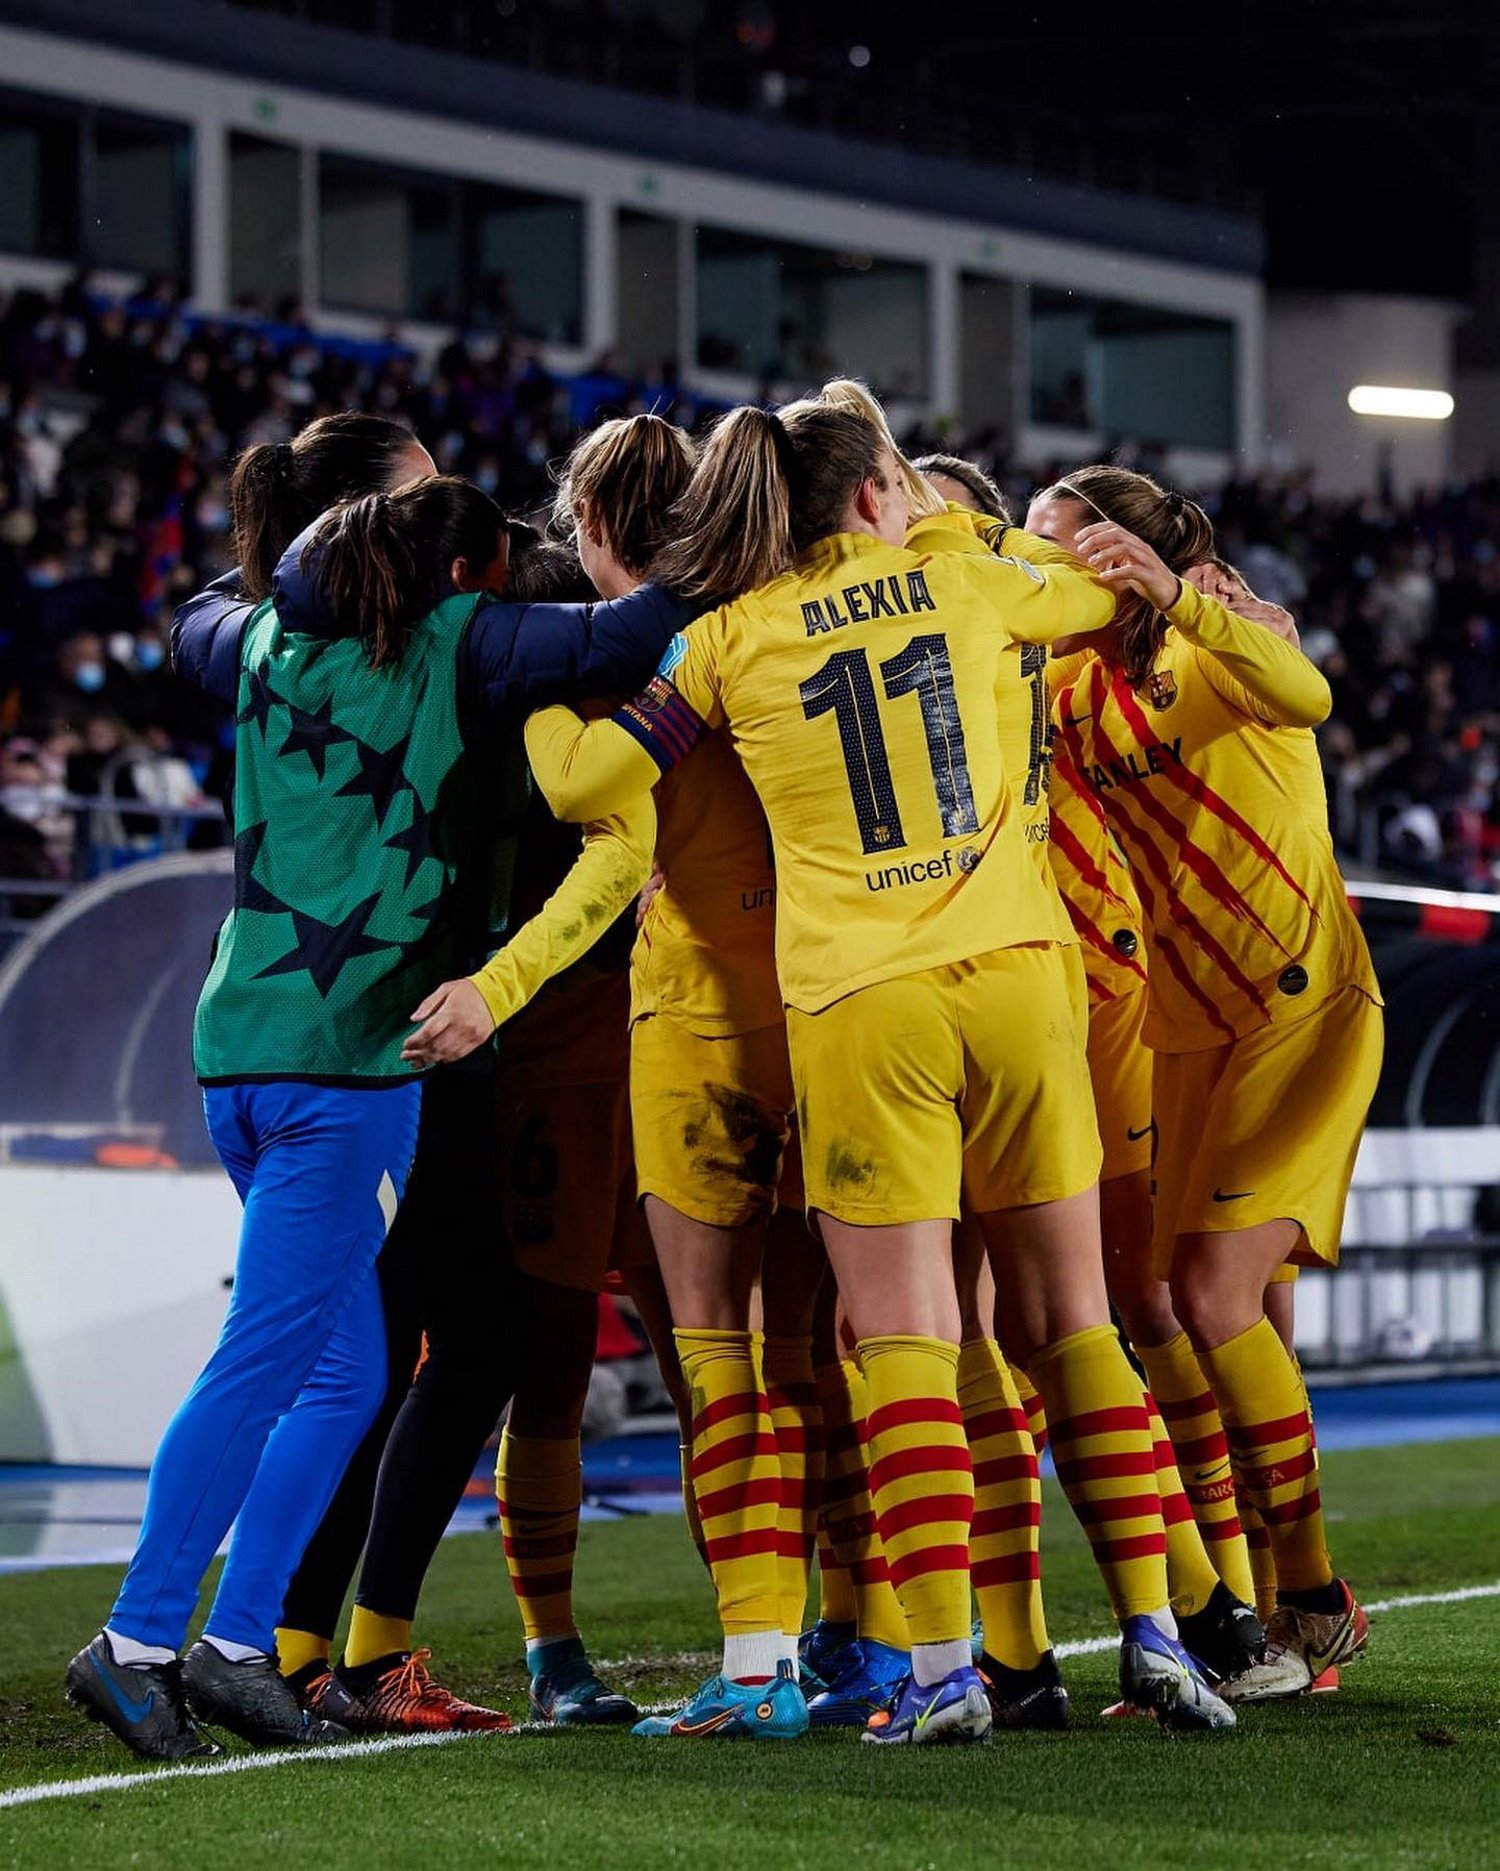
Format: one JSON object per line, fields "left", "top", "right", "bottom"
{"left": 1, "top": 1437, "right": 1497, "bottom": 1870}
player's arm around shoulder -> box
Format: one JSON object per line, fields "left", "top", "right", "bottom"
{"left": 524, "top": 607, "right": 730, "bottom": 823}
{"left": 524, "top": 703, "right": 661, "bottom": 823}
{"left": 171, "top": 571, "right": 255, "bottom": 703}
{"left": 933, "top": 533, "right": 1117, "bottom": 644}
{"left": 1165, "top": 575, "right": 1329, "bottom": 729}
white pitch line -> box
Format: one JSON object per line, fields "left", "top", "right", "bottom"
{"left": 6, "top": 1582, "right": 1497, "bottom": 1814}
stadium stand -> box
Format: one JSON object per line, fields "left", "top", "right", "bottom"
{"left": 3, "top": 278, "right": 1499, "bottom": 936}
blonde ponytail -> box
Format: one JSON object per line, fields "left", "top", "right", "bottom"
{"left": 812, "top": 378, "right": 946, "bottom": 522}
{"left": 650, "top": 407, "right": 795, "bottom": 601}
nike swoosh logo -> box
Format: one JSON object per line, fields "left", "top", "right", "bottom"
{"left": 1062, "top": 714, "right": 1091, "bottom": 727}
{"left": 912, "top": 1687, "right": 947, "bottom": 1734}
{"left": 670, "top": 1705, "right": 741, "bottom": 1737}
{"left": 1212, "top": 1189, "right": 1256, "bottom": 1203}
{"left": 1127, "top": 1124, "right": 1154, "bottom": 1142}
{"left": 1304, "top": 1603, "right": 1363, "bottom": 1677}
{"left": 94, "top": 1656, "right": 156, "bottom": 1725}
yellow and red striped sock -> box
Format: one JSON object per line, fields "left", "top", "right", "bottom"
{"left": 1136, "top": 1331, "right": 1255, "bottom": 1606}
{"left": 857, "top": 1335, "right": 973, "bottom": 1655}
{"left": 495, "top": 1430, "right": 582, "bottom": 1645}
{"left": 958, "top": 1338, "right": 1048, "bottom": 1671}
{"left": 1143, "top": 1387, "right": 1220, "bottom": 1619}
{"left": 761, "top": 1334, "right": 824, "bottom": 1643}
{"left": 1198, "top": 1317, "right": 1332, "bottom": 1596}
{"left": 675, "top": 1328, "right": 783, "bottom": 1652}
{"left": 1010, "top": 1363, "right": 1049, "bottom": 1455}
{"left": 1031, "top": 1325, "right": 1169, "bottom": 1621}
{"left": 1237, "top": 1491, "right": 1279, "bottom": 1623}
{"left": 813, "top": 1525, "right": 858, "bottom": 1626}
{"left": 813, "top": 1361, "right": 895, "bottom": 1639}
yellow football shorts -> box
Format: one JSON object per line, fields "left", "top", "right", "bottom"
{"left": 1151, "top": 984, "right": 1383, "bottom": 1275}
{"left": 630, "top": 1013, "right": 796, "bottom": 1229}
{"left": 787, "top": 943, "right": 1101, "bottom": 1227}
{"left": 1087, "top": 980, "right": 1154, "bottom": 1183}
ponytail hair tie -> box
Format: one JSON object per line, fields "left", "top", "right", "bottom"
{"left": 273, "top": 440, "right": 295, "bottom": 471}
{"left": 763, "top": 409, "right": 798, "bottom": 481}
{"left": 1165, "top": 488, "right": 1186, "bottom": 518}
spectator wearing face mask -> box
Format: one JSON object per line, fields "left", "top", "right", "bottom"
{"left": 0, "top": 734, "right": 69, "bottom": 909}
{"left": 36, "top": 632, "right": 145, "bottom": 737}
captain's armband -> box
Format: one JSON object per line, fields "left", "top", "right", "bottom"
{"left": 612, "top": 675, "right": 710, "bottom": 775}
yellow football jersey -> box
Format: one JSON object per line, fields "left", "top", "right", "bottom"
{"left": 631, "top": 731, "right": 783, "bottom": 1035}
{"left": 1047, "top": 754, "right": 1147, "bottom": 1004}
{"left": 1051, "top": 579, "right": 1380, "bottom": 1052}
{"left": 905, "top": 507, "right": 1054, "bottom": 870}
{"left": 637, "top": 530, "right": 1114, "bottom": 1013}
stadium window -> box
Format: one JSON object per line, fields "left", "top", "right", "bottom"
{"left": 696, "top": 226, "right": 926, "bottom": 396}
{"left": 617, "top": 210, "right": 681, "bottom": 375}
{"left": 90, "top": 114, "right": 193, "bottom": 280}
{"left": 320, "top": 156, "right": 455, "bottom": 320}
{"left": 1030, "top": 287, "right": 1236, "bottom": 451}
{"left": 319, "top": 155, "right": 582, "bottom": 339}
{"left": 959, "top": 273, "right": 1022, "bottom": 434}
{"left": 468, "top": 187, "right": 584, "bottom": 346}
{"left": 230, "top": 133, "right": 304, "bottom": 315}
{"left": 0, "top": 92, "right": 80, "bottom": 261}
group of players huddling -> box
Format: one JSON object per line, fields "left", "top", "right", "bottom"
{"left": 63, "top": 373, "right": 1380, "bottom": 1761}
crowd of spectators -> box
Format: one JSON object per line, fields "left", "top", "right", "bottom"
{"left": 3, "top": 274, "right": 1499, "bottom": 922}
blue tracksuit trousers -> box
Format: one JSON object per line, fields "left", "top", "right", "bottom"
{"left": 109, "top": 1079, "right": 422, "bottom": 1653}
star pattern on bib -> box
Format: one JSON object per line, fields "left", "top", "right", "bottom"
{"left": 236, "top": 662, "right": 280, "bottom": 739}
{"left": 336, "top": 733, "right": 414, "bottom": 828}
{"left": 276, "top": 694, "right": 359, "bottom": 779}
{"left": 253, "top": 892, "right": 395, "bottom": 998}
{"left": 233, "top": 818, "right": 290, "bottom": 917}
{"left": 383, "top": 788, "right": 440, "bottom": 890}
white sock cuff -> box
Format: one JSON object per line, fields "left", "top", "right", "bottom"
{"left": 103, "top": 1627, "right": 175, "bottom": 1668}
{"left": 202, "top": 1633, "right": 270, "bottom": 1664}
{"left": 722, "top": 1630, "right": 785, "bottom": 1683}
{"left": 911, "top": 1638, "right": 971, "bottom": 1686}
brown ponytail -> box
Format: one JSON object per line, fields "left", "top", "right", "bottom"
{"left": 650, "top": 401, "right": 889, "bottom": 601}
{"left": 302, "top": 475, "right": 503, "bottom": 671}
{"left": 1037, "top": 464, "right": 1215, "bottom": 686}
{"left": 231, "top": 412, "right": 425, "bottom": 601}
{"left": 553, "top": 414, "right": 696, "bottom": 578}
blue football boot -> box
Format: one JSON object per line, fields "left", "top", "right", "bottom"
{"left": 1117, "top": 1615, "right": 1236, "bottom": 1730}
{"left": 528, "top": 1636, "right": 638, "bottom": 1726}
{"left": 632, "top": 1658, "right": 808, "bottom": 1739}
{"left": 806, "top": 1639, "right": 910, "bottom": 1728}
{"left": 797, "top": 1618, "right": 857, "bottom": 1694}
{"left": 861, "top": 1665, "right": 992, "bottom": 1746}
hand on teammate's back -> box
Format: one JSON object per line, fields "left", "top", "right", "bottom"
{"left": 1184, "top": 562, "right": 1300, "bottom": 646}
{"left": 636, "top": 861, "right": 666, "bottom": 929}
{"left": 401, "top": 979, "right": 498, "bottom": 1067}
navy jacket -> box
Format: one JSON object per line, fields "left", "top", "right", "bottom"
{"left": 171, "top": 526, "right": 692, "bottom": 744}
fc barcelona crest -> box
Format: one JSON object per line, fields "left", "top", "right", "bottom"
{"left": 1145, "top": 669, "right": 1178, "bottom": 711}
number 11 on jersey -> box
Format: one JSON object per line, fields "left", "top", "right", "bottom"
{"left": 799, "top": 632, "right": 979, "bottom": 857}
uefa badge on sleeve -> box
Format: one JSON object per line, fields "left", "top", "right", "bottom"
{"left": 1145, "top": 670, "right": 1178, "bottom": 711}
